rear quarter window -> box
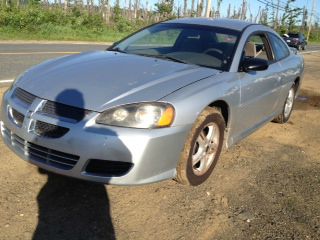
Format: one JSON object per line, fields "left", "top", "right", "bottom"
{"left": 268, "top": 33, "right": 290, "bottom": 61}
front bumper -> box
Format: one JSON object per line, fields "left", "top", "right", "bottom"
{"left": 0, "top": 88, "right": 191, "bottom": 185}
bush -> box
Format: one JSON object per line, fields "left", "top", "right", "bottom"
{"left": 0, "top": 5, "right": 105, "bottom": 31}
{"left": 0, "top": 4, "right": 151, "bottom": 42}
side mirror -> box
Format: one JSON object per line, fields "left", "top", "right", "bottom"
{"left": 241, "top": 58, "right": 269, "bottom": 72}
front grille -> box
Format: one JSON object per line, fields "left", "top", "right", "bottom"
{"left": 11, "top": 88, "right": 91, "bottom": 123}
{"left": 1, "top": 126, "right": 79, "bottom": 170}
{"left": 10, "top": 108, "right": 25, "bottom": 127}
{"left": 85, "top": 159, "right": 133, "bottom": 177}
{"left": 12, "top": 88, "right": 36, "bottom": 106}
{"left": 35, "top": 121, "right": 69, "bottom": 138}
{"left": 42, "top": 101, "right": 91, "bottom": 122}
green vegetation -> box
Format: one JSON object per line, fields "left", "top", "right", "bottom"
{"left": 0, "top": 5, "right": 149, "bottom": 42}
{"left": 0, "top": 25, "right": 130, "bottom": 42}
{"left": 0, "top": 1, "right": 319, "bottom": 43}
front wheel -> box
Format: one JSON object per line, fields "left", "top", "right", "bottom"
{"left": 273, "top": 85, "right": 296, "bottom": 124}
{"left": 176, "top": 107, "right": 225, "bottom": 186}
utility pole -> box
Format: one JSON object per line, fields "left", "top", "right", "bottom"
{"left": 240, "top": 0, "right": 247, "bottom": 20}
{"left": 205, "top": 0, "right": 212, "bottom": 17}
{"left": 227, "top": 3, "right": 231, "bottom": 18}
{"left": 197, "top": 0, "right": 204, "bottom": 17}
{"left": 307, "top": 0, "right": 316, "bottom": 41}
{"left": 274, "top": 0, "right": 280, "bottom": 29}
{"left": 300, "top": 6, "right": 307, "bottom": 32}
{"left": 184, "top": 0, "right": 188, "bottom": 16}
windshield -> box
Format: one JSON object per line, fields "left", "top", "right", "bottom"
{"left": 110, "top": 23, "right": 240, "bottom": 71}
{"left": 288, "top": 33, "right": 299, "bottom": 38}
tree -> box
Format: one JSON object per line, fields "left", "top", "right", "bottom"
{"left": 260, "top": 7, "right": 269, "bottom": 25}
{"left": 155, "top": 0, "right": 174, "bottom": 17}
{"left": 197, "top": 0, "right": 203, "bottom": 17}
{"left": 281, "top": 0, "right": 302, "bottom": 32}
{"left": 183, "top": 0, "right": 187, "bottom": 16}
{"left": 191, "top": 0, "right": 195, "bottom": 16}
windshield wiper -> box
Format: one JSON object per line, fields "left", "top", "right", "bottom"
{"left": 108, "top": 47, "right": 127, "bottom": 53}
{"left": 135, "top": 53, "right": 190, "bottom": 65}
{"left": 158, "top": 55, "right": 190, "bottom": 64}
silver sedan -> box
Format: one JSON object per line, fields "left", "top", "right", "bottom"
{"left": 0, "top": 18, "right": 304, "bottom": 185}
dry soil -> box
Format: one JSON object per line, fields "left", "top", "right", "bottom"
{"left": 0, "top": 53, "right": 319, "bottom": 240}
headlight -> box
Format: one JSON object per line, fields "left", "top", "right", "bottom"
{"left": 96, "top": 102, "right": 175, "bottom": 128}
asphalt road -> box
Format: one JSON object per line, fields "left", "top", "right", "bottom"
{"left": 0, "top": 42, "right": 319, "bottom": 85}
{"left": 0, "top": 43, "right": 109, "bottom": 81}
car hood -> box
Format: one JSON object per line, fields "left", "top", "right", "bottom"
{"left": 17, "top": 51, "right": 218, "bottom": 112}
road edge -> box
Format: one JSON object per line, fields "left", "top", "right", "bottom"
{"left": 0, "top": 40, "right": 113, "bottom": 45}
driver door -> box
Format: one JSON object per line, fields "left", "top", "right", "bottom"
{"left": 234, "top": 33, "right": 283, "bottom": 138}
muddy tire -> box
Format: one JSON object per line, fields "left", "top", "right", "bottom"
{"left": 273, "top": 85, "right": 296, "bottom": 124}
{"left": 176, "top": 107, "right": 225, "bottom": 186}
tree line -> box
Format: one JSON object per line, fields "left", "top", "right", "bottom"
{"left": 0, "top": 0, "right": 319, "bottom": 40}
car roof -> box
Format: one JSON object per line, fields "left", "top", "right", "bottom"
{"left": 165, "top": 18, "right": 255, "bottom": 31}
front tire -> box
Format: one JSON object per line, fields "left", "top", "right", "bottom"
{"left": 176, "top": 107, "right": 225, "bottom": 186}
{"left": 273, "top": 85, "right": 296, "bottom": 124}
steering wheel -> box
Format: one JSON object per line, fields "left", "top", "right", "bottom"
{"left": 203, "top": 48, "right": 224, "bottom": 60}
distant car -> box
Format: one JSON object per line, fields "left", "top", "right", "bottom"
{"left": 283, "top": 33, "right": 307, "bottom": 50}
{"left": 0, "top": 18, "right": 304, "bottom": 186}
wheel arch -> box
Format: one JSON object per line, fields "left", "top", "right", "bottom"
{"left": 208, "top": 100, "right": 230, "bottom": 127}
{"left": 294, "top": 77, "right": 300, "bottom": 92}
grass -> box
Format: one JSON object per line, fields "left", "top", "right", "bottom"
{"left": 309, "top": 41, "right": 320, "bottom": 45}
{"left": 1, "top": 25, "right": 320, "bottom": 45}
{"left": 0, "top": 25, "right": 130, "bottom": 42}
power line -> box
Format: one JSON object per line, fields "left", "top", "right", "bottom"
{"left": 257, "top": 0, "right": 287, "bottom": 11}
{"left": 258, "top": 0, "right": 304, "bottom": 11}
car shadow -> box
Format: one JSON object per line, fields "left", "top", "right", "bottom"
{"left": 32, "top": 89, "right": 131, "bottom": 240}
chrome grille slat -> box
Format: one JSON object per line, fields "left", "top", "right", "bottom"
{"left": 34, "top": 121, "right": 69, "bottom": 138}
{"left": 28, "top": 149, "right": 75, "bottom": 167}
{"left": 44, "top": 158, "right": 75, "bottom": 167}
{"left": 12, "top": 88, "right": 36, "bottom": 106}
{"left": 11, "top": 109, "right": 25, "bottom": 127}
{"left": 42, "top": 101, "right": 91, "bottom": 122}
{"left": 2, "top": 126, "right": 79, "bottom": 170}
{"left": 12, "top": 138, "right": 24, "bottom": 148}
{"left": 28, "top": 142, "right": 79, "bottom": 160}
{"left": 12, "top": 142, "right": 75, "bottom": 168}
{"left": 13, "top": 134, "right": 23, "bottom": 141}
{"left": 26, "top": 142, "right": 78, "bottom": 162}
{"left": 10, "top": 87, "right": 93, "bottom": 139}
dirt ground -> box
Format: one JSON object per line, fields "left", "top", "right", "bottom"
{"left": 0, "top": 53, "right": 319, "bottom": 240}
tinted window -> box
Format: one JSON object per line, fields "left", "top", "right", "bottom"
{"left": 269, "top": 33, "right": 290, "bottom": 61}
{"left": 288, "top": 33, "right": 299, "bottom": 38}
